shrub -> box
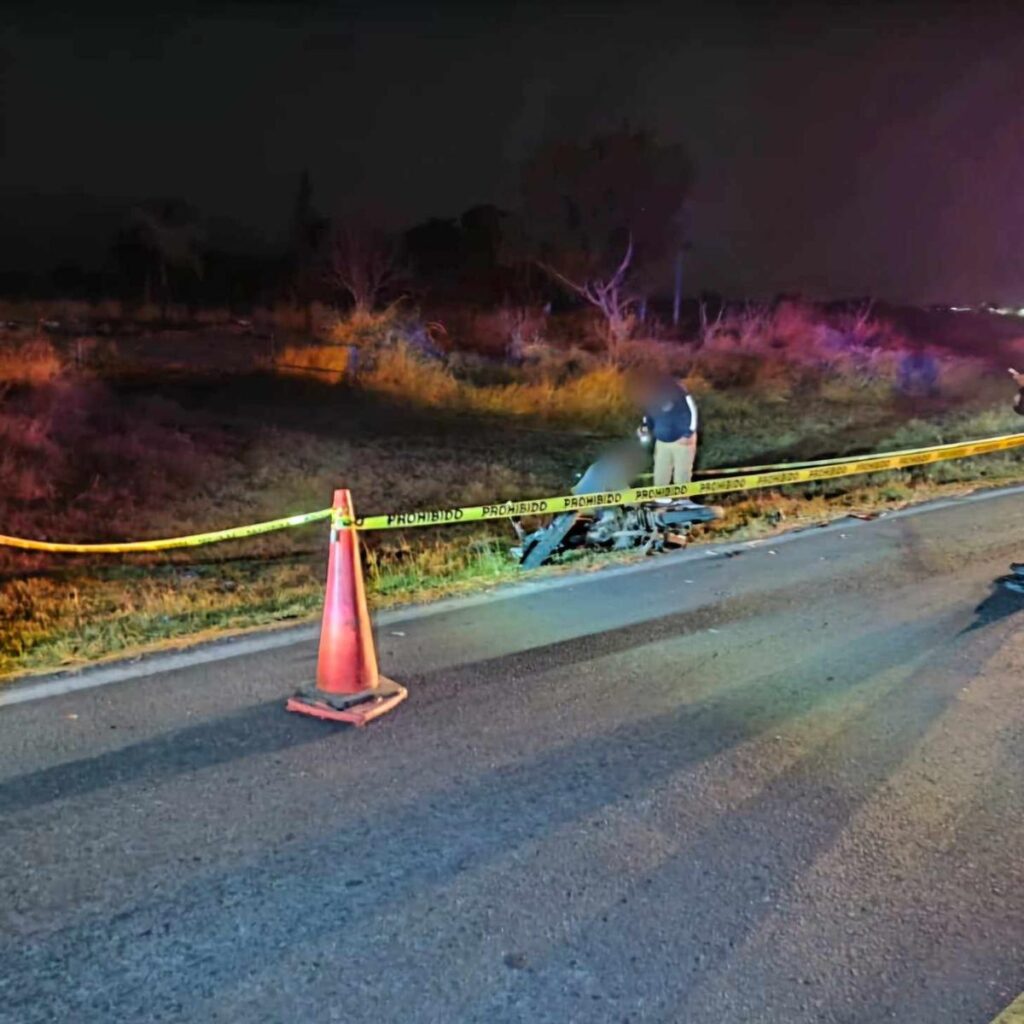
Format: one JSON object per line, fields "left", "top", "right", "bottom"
{"left": 363, "top": 342, "right": 461, "bottom": 405}
{"left": 276, "top": 307, "right": 447, "bottom": 381}
{"left": 0, "top": 336, "right": 64, "bottom": 386}
{"left": 321, "top": 306, "right": 406, "bottom": 347}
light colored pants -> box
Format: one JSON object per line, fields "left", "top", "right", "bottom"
{"left": 653, "top": 435, "right": 697, "bottom": 486}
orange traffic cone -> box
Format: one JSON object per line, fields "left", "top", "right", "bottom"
{"left": 286, "top": 489, "right": 408, "bottom": 726}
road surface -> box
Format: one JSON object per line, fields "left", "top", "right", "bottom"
{"left": 4, "top": 490, "right": 1024, "bottom": 1023}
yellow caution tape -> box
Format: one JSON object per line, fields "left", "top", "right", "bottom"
{"left": 348, "top": 432, "right": 1024, "bottom": 531}
{"left": 0, "top": 508, "right": 331, "bottom": 554}
{"left": 3, "top": 432, "right": 1024, "bottom": 551}
{"left": 673, "top": 435, "right": 997, "bottom": 478}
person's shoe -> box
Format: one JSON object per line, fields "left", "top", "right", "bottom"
{"left": 1011, "top": 562, "right": 1024, "bottom": 576}
{"left": 1002, "top": 577, "right": 1024, "bottom": 594}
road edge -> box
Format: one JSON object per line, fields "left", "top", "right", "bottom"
{"left": 990, "top": 992, "right": 1024, "bottom": 1023}
{"left": 4, "top": 480, "right": 1024, "bottom": 708}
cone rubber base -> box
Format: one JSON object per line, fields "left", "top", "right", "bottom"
{"left": 286, "top": 677, "right": 407, "bottom": 727}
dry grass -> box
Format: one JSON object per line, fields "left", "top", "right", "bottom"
{"left": 0, "top": 336, "right": 65, "bottom": 386}
{"left": 270, "top": 302, "right": 1001, "bottom": 442}
{"left": 364, "top": 343, "right": 462, "bottom": 405}
{"left": 458, "top": 365, "right": 630, "bottom": 428}
{"left": 278, "top": 319, "right": 632, "bottom": 432}
{"left": 0, "top": 561, "right": 323, "bottom": 676}
{"left": 5, "top": 298, "right": 1024, "bottom": 679}
{"left": 0, "top": 375, "right": 588, "bottom": 676}
{"left": 12, "top": 443, "right": 1023, "bottom": 679}
{"left": 273, "top": 342, "right": 354, "bottom": 382}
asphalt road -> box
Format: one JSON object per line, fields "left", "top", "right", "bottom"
{"left": 4, "top": 491, "right": 1024, "bottom": 1024}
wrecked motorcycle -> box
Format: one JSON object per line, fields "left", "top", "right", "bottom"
{"left": 511, "top": 441, "right": 720, "bottom": 569}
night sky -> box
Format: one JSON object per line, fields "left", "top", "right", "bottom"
{"left": 3, "top": 0, "right": 1024, "bottom": 302}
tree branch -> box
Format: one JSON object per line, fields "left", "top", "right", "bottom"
{"left": 536, "top": 260, "right": 589, "bottom": 300}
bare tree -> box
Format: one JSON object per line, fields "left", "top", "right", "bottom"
{"left": 496, "top": 302, "right": 546, "bottom": 362}
{"left": 539, "top": 235, "right": 637, "bottom": 361}
{"left": 696, "top": 297, "right": 724, "bottom": 348}
{"left": 522, "top": 128, "right": 691, "bottom": 357}
{"left": 325, "top": 223, "right": 400, "bottom": 315}
{"left": 844, "top": 297, "right": 876, "bottom": 339}
{"left": 128, "top": 199, "right": 204, "bottom": 313}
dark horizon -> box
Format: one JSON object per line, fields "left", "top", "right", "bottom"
{"left": 3, "top": 0, "right": 1024, "bottom": 303}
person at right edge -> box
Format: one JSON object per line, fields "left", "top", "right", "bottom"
{"left": 1003, "top": 368, "right": 1024, "bottom": 593}
{"left": 633, "top": 370, "right": 699, "bottom": 491}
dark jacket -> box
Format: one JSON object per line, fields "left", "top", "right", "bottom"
{"left": 642, "top": 380, "right": 698, "bottom": 443}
